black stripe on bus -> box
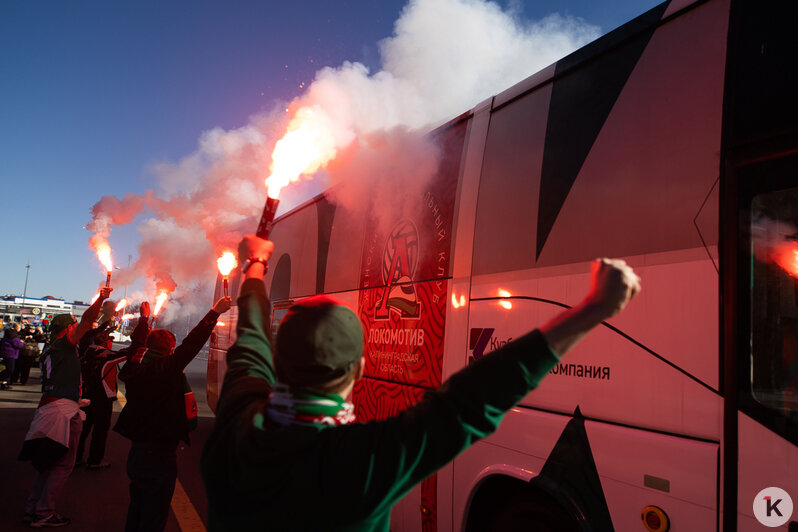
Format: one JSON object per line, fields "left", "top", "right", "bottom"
{"left": 471, "top": 295, "right": 721, "bottom": 396}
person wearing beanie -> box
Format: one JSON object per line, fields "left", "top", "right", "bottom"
{"left": 200, "top": 236, "right": 641, "bottom": 531}
{"left": 19, "top": 286, "right": 113, "bottom": 528}
{"left": 114, "top": 295, "right": 231, "bottom": 532}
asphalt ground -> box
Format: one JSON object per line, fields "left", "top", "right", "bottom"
{"left": 0, "top": 350, "right": 213, "bottom": 532}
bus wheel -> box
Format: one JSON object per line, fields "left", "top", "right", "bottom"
{"left": 488, "top": 490, "right": 581, "bottom": 532}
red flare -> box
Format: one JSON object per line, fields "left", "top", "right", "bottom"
{"left": 153, "top": 291, "right": 168, "bottom": 317}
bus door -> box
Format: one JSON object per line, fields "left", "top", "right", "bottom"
{"left": 733, "top": 154, "right": 798, "bottom": 530}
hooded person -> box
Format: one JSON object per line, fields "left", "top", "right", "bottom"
{"left": 114, "top": 295, "right": 232, "bottom": 532}
{"left": 18, "top": 286, "right": 113, "bottom": 528}
{"left": 200, "top": 235, "right": 641, "bottom": 531}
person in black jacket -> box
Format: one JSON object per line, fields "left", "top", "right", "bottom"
{"left": 76, "top": 313, "right": 127, "bottom": 469}
{"left": 114, "top": 295, "right": 231, "bottom": 532}
{"left": 17, "top": 326, "right": 45, "bottom": 385}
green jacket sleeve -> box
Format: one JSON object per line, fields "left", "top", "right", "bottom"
{"left": 313, "top": 329, "right": 560, "bottom": 522}
{"left": 214, "top": 279, "right": 276, "bottom": 422}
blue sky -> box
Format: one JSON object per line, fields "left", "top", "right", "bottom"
{"left": 0, "top": 0, "right": 659, "bottom": 304}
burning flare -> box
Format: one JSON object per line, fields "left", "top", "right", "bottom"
{"left": 95, "top": 244, "right": 113, "bottom": 272}
{"left": 265, "top": 106, "right": 338, "bottom": 199}
{"left": 217, "top": 251, "right": 237, "bottom": 298}
{"left": 94, "top": 243, "right": 114, "bottom": 287}
{"left": 216, "top": 252, "right": 237, "bottom": 277}
{"left": 120, "top": 314, "right": 136, "bottom": 321}
{"left": 153, "top": 291, "right": 169, "bottom": 317}
{"left": 115, "top": 298, "right": 128, "bottom": 313}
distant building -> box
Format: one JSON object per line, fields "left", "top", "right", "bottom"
{"left": 0, "top": 295, "right": 90, "bottom": 326}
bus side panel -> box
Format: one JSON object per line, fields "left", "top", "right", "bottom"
{"left": 324, "top": 203, "right": 367, "bottom": 295}
{"left": 737, "top": 413, "right": 798, "bottom": 530}
{"left": 453, "top": 408, "right": 718, "bottom": 531}
{"left": 467, "top": 286, "right": 723, "bottom": 440}
{"left": 356, "top": 121, "right": 466, "bottom": 390}
{"left": 266, "top": 203, "right": 320, "bottom": 300}
{"left": 472, "top": 0, "right": 729, "bottom": 390}
{"left": 533, "top": 0, "right": 727, "bottom": 268}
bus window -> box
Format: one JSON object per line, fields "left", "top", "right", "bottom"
{"left": 271, "top": 303, "right": 293, "bottom": 341}
{"left": 751, "top": 188, "right": 798, "bottom": 416}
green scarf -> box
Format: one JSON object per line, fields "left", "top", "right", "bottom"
{"left": 266, "top": 382, "right": 355, "bottom": 427}
{"left": 130, "top": 347, "right": 198, "bottom": 431}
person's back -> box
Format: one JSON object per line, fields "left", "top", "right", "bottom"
{"left": 116, "top": 297, "right": 229, "bottom": 532}
{"left": 202, "top": 235, "right": 641, "bottom": 531}
{"left": 116, "top": 327, "right": 190, "bottom": 445}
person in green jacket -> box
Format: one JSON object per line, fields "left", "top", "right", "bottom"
{"left": 201, "top": 235, "right": 641, "bottom": 531}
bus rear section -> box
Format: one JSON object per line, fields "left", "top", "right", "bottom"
{"left": 208, "top": 0, "right": 798, "bottom": 529}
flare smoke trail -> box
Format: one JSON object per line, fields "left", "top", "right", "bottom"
{"left": 86, "top": 0, "right": 599, "bottom": 324}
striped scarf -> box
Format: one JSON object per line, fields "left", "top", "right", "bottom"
{"left": 266, "top": 382, "right": 355, "bottom": 427}
{"left": 129, "top": 347, "right": 198, "bottom": 431}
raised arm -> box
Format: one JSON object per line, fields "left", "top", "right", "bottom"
{"left": 171, "top": 297, "right": 231, "bottom": 369}
{"left": 214, "top": 235, "right": 275, "bottom": 418}
{"left": 539, "top": 258, "right": 640, "bottom": 356}
{"left": 68, "top": 286, "right": 112, "bottom": 345}
{"left": 318, "top": 258, "right": 642, "bottom": 515}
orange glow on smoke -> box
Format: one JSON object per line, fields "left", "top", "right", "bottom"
{"left": 265, "top": 106, "right": 337, "bottom": 199}
{"left": 498, "top": 288, "right": 513, "bottom": 310}
{"left": 120, "top": 314, "right": 135, "bottom": 321}
{"left": 115, "top": 298, "right": 128, "bottom": 312}
{"left": 153, "top": 291, "right": 168, "bottom": 317}
{"left": 95, "top": 244, "right": 113, "bottom": 273}
{"left": 216, "top": 322, "right": 226, "bottom": 327}
{"left": 773, "top": 242, "right": 798, "bottom": 278}
{"left": 216, "top": 251, "right": 238, "bottom": 278}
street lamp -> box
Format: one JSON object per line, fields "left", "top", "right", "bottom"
{"left": 22, "top": 263, "right": 31, "bottom": 303}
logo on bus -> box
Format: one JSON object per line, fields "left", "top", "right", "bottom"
{"left": 753, "top": 487, "right": 793, "bottom": 527}
{"left": 375, "top": 218, "right": 420, "bottom": 320}
{"left": 468, "top": 328, "right": 494, "bottom": 364}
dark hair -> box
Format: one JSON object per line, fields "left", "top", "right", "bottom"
{"left": 294, "top": 361, "right": 362, "bottom": 395}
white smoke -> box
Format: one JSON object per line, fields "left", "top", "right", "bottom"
{"left": 86, "top": 0, "right": 599, "bottom": 324}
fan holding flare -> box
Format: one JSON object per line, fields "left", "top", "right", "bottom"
{"left": 113, "top": 293, "right": 231, "bottom": 532}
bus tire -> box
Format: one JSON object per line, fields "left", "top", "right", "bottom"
{"left": 487, "top": 490, "right": 581, "bottom": 532}
{"left": 465, "top": 476, "right": 582, "bottom": 532}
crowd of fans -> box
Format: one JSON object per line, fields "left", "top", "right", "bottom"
{"left": 1, "top": 234, "right": 640, "bottom": 530}
{"left": 0, "top": 322, "right": 46, "bottom": 389}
